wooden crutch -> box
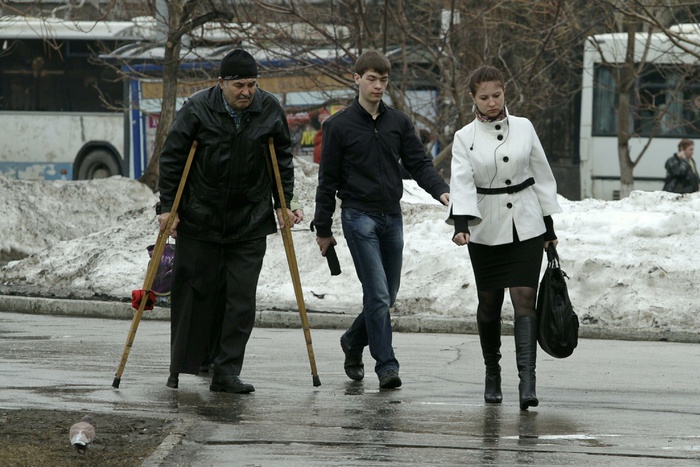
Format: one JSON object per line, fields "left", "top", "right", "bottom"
{"left": 268, "top": 137, "right": 321, "bottom": 387}
{"left": 112, "top": 141, "right": 198, "bottom": 388}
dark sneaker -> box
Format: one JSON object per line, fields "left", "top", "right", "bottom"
{"left": 340, "top": 337, "right": 364, "bottom": 381}
{"left": 210, "top": 374, "right": 255, "bottom": 394}
{"left": 379, "top": 370, "right": 402, "bottom": 389}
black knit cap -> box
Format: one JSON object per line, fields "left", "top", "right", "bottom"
{"left": 220, "top": 49, "right": 258, "bottom": 80}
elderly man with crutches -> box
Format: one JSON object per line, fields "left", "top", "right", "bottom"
{"left": 158, "top": 49, "right": 295, "bottom": 394}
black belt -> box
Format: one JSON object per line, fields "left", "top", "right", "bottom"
{"left": 476, "top": 177, "right": 535, "bottom": 195}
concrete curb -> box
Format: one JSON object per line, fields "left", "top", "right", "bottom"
{"left": 141, "top": 418, "right": 193, "bottom": 467}
{"left": 0, "top": 295, "right": 698, "bottom": 343}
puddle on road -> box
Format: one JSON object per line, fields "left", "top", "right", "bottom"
{"left": 33, "top": 386, "right": 101, "bottom": 396}
{"left": 0, "top": 335, "right": 53, "bottom": 340}
{"left": 503, "top": 433, "right": 616, "bottom": 448}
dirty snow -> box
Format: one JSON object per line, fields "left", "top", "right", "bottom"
{"left": 1, "top": 158, "right": 699, "bottom": 336}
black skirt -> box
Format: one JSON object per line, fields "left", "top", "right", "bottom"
{"left": 467, "top": 232, "right": 544, "bottom": 290}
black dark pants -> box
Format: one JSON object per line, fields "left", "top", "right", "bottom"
{"left": 169, "top": 233, "right": 267, "bottom": 376}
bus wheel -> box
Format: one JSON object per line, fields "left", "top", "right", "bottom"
{"left": 77, "top": 149, "right": 120, "bottom": 180}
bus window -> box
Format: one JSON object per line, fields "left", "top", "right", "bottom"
{"left": 0, "top": 39, "right": 123, "bottom": 113}
{"left": 0, "top": 18, "right": 135, "bottom": 180}
{"left": 636, "top": 66, "right": 669, "bottom": 136}
{"left": 592, "top": 63, "right": 700, "bottom": 138}
{"left": 0, "top": 40, "right": 66, "bottom": 111}
{"left": 684, "top": 92, "right": 700, "bottom": 136}
{"left": 592, "top": 66, "right": 616, "bottom": 136}
{"left": 64, "top": 40, "right": 124, "bottom": 112}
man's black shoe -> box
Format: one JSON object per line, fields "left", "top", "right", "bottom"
{"left": 340, "top": 338, "right": 364, "bottom": 381}
{"left": 209, "top": 374, "right": 255, "bottom": 394}
{"left": 379, "top": 370, "right": 402, "bottom": 389}
{"left": 166, "top": 372, "right": 179, "bottom": 389}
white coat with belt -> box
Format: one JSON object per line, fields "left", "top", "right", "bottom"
{"left": 447, "top": 109, "right": 562, "bottom": 246}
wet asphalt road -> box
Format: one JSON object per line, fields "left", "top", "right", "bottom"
{"left": 0, "top": 311, "right": 698, "bottom": 466}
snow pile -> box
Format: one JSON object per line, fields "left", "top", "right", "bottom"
{"left": 1, "top": 158, "right": 699, "bottom": 336}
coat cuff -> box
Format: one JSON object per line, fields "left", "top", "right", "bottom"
{"left": 314, "top": 225, "right": 333, "bottom": 238}
{"left": 544, "top": 215, "right": 557, "bottom": 241}
{"left": 157, "top": 202, "right": 172, "bottom": 214}
{"left": 452, "top": 215, "right": 473, "bottom": 238}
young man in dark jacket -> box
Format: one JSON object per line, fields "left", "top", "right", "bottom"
{"left": 313, "top": 50, "right": 450, "bottom": 389}
{"left": 158, "top": 49, "right": 294, "bottom": 394}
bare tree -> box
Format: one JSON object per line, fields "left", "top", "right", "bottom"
{"left": 12, "top": 0, "right": 698, "bottom": 199}
{"left": 137, "top": 0, "right": 234, "bottom": 191}
{"left": 235, "top": 1, "right": 594, "bottom": 176}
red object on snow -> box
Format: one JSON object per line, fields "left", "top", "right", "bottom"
{"left": 131, "top": 290, "right": 156, "bottom": 310}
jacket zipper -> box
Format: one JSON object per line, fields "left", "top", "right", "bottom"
{"left": 373, "top": 115, "right": 387, "bottom": 214}
{"left": 223, "top": 115, "right": 238, "bottom": 240}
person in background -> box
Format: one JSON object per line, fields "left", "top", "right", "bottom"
{"left": 660, "top": 93, "right": 700, "bottom": 136}
{"left": 683, "top": 94, "right": 700, "bottom": 136}
{"left": 663, "top": 138, "right": 699, "bottom": 194}
{"left": 448, "top": 65, "right": 562, "bottom": 410}
{"left": 30, "top": 56, "right": 52, "bottom": 111}
{"left": 313, "top": 50, "right": 449, "bottom": 390}
{"left": 158, "top": 49, "right": 295, "bottom": 394}
{"left": 313, "top": 108, "right": 330, "bottom": 164}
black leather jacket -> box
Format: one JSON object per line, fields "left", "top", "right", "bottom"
{"left": 313, "top": 97, "right": 449, "bottom": 237}
{"left": 663, "top": 154, "right": 699, "bottom": 194}
{"left": 159, "top": 85, "right": 294, "bottom": 243}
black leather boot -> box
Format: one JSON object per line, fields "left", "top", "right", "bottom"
{"left": 340, "top": 336, "right": 364, "bottom": 382}
{"left": 514, "top": 316, "right": 539, "bottom": 410}
{"left": 166, "top": 372, "right": 179, "bottom": 389}
{"left": 210, "top": 374, "right": 255, "bottom": 394}
{"left": 477, "top": 318, "right": 502, "bottom": 403}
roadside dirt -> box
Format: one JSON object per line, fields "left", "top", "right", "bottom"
{"left": 0, "top": 409, "right": 173, "bottom": 466}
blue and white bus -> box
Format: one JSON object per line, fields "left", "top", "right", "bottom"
{"left": 0, "top": 15, "right": 440, "bottom": 181}
{"left": 0, "top": 16, "right": 147, "bottom": 180}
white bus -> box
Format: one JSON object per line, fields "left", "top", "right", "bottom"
{"left": 0, "top": 16, "right": 143, "bottom": 180}
{"left": 0, "top": 17, "right": 359, "bottom": 180}
{"left": 579, "top": 24, "right": 700, "bottom": 200}
{"left": 0, "top": 15, "right": 440, "bottom": 181}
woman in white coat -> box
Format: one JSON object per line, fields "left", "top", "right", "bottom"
{"left": 448, "top": 65, "right": 562, "bottom": 410}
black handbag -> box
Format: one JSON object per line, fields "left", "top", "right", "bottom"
{"left": 536, "top": 243, "right": 579, "bottom": 358}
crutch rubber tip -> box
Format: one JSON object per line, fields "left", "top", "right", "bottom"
{"left": 312, "top": 375, "right": 321, "bottom": 387}
{"left": 112, "top": 377, "right": 121, "bottom": 388}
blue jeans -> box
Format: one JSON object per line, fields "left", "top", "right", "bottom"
{"left": 341, "top": 207, "right": 403, "bottom": 376}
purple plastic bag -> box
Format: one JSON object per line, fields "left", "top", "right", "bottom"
{"left": 147, "top": 243, "right": 175, "bottom": 296}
